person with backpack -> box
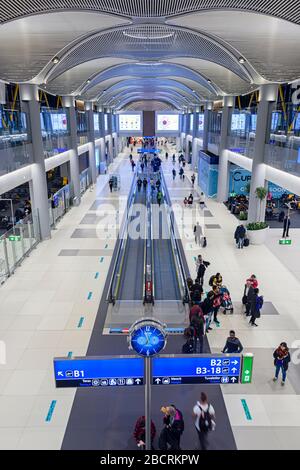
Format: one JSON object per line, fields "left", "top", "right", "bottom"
{"left": 209, "top": 273, "right": 222, "bottom": 289}
{"left": 273, "top": 342, "right": 291, "bottom": 386}
{"left": 190, "top": 313, "right": 205, "bottom": 353}
{"left": 222, "top": 330, "right": 243, "bottom": 354}
{"left": 190, "top": 279, "right": 203, "bottom": 304}
{"left": 191, "top": 174, "right": 196, "bottom": 187}
{"left": 193, "top": 392, "right": 216, "bottom": 450}
{"left": 158, "top": 405, "right": 184, "bottom": 450}
{"left": 179, "top": 167, "right": 184, "bottom": 180}
{"left": 172, "top": 168, "right": 176, "bottom": 180}
{"left": 201, "top": 291, "right": 214, "bottom": 332}
{"left": 249, "top": 288, "right": 263, "bottom": 326}
{"left": 212, "top": 286, "right": 222, "bottom": 326}
{"left": 234, "top": 224, "right": 246, "bottom": 249}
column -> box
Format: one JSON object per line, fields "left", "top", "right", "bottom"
{"left": 202, "top": 101, "right": 213, "bottom": 152}
{"left": 247, "top": 84, "right": 278, "bottom": 222}
{"left": 20, "top": 84, "right": 51, "bottom": 240}
{"left": 0, "top": 81, "right": 6, "bottom": 104}
{"left": 191, "top": 111, "right": 199, "bottom": 170}
{"left": 217, "top": 96, "right": 234, "bottom": 202}
{"left": 86, "top": 101, "right": 97, "bottom": 185}
{"left": 62, "top": 96, "right": 81, "bottom": 205}
{"left": 176, "top": 136, "right": 181, "bottom": 152}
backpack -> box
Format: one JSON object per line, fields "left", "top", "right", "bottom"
{"left": 172, "top": 409, "right": 184, "bottom": 435}
{"left": 256, "top": 295, "right": 264, "bottom": 311}
{"left": 202, "top": 237, "right": 207, "bottom": 248}
{"left": 197, "top": 403, "right": 214, "bottom": 432}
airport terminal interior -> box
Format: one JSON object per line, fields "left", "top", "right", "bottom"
{"left": 1, "top": 0, "right": 300, "bottom": 452}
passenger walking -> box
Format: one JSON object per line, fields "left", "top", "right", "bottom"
{"left": 183, "top": 197, "right": 188, "bottom": 208}
{"left": 212, "top": 286, "right": 222, "bottom": 326}
{"left": 137, "top": 178, "right": 142, "bottom": 192}
{"left": 273, "top": 342, "right": 291, "bottom": 386}
{"left": 191, "top": 174, "right": 196, "bottom": 187}
{"left": 201, "top": 291, "right": 214, "bottom": 332}
{"left": 188, "top": 193, "right": 194, "bottom": 207}
{"left": 172, "top": 154, "right": 176, "bottom": 163}
{"left": 243, "top": 279, "right": 255, "bottom": 316}
{"left": 190, "top": 279, "right": 203, "bottom": 304}
{"left": 109, "top": 177, "right": 113, "bottom": 193}
{"left": 158, "top": 406, "right": 184, "bottom": 451}
{"left": 131, "top": 160, "right": 136, "bottom": 172}
{"left": 199, "top": 192, "right": 205, "bottom": 210}
{"left": 196, "top": 255, "right": 210, "bottom": 286}
{"left": 143, "top": 178, "right": 148, "bottom": 190}
{"left": 193, "top": 392, "right": 216, "bottom": 451}
{"left": 222, "top": 330, "right": 243, "bottom": 353}
{"left": 190, "top": 314, "right": 205, "bottom": 353}
{"left": 172, "top": 168, "right": 176, "bottom": 180}
{"left": 249, "top": 288, "right": 263, "bottom": 326}
{"left": 133, "top": 416, "right": 156, "bottom": 450}
{"left": 165, "top": 152, "right": 168, "bottom": 160}
{"left": 282, "top": 215, "right": 291, "bottom": 238}
{"left": 179, "top": 167, "right": 184, "bottom": 180}
{"left": 234, "top": 224, "right": 246, "bottom": 249}
{"left": 194, "top": 222, "right": 203, "bottom": 245}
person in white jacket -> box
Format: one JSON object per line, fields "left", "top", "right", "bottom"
{"left": 194, "top": 222, "right": 203, "bottom": 245}
{"left": 193, "top": 392, "right": 216, "bottom": 450}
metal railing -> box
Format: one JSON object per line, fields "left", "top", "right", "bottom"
{"left": 107, "top": 171, "right": 137, "bottom": 304}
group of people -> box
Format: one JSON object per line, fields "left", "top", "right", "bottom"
{"left": 184, "top": 193, "right": 194, "bottom": 208}
{"left": 242, "top": 274, "right": 264, "bottom": 327}
{"left": 134, "top": 392, "right": 216, "bottom": 451}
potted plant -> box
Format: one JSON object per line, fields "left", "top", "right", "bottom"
{"left": 246, "top": 187, "right": 269, "bottom": 244}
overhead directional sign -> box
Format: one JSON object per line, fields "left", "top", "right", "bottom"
{"left": 152, "top": 355, "right": 242, "bottom": 385}
{"left": 54, "top": 356, "right": 144, "bottom": 388}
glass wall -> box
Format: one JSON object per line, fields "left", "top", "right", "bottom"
{"left": 227, "top": 108, "right": 257, "bottom": 158}
{"left": 208, "top": 111, "right": 222, "bottom": 155}
{"left": 40, "top": 107, "right": 70, "bottom": 159}
{"left": 93, "top": 112, "right": 101, "bottom": 138}
{"left": 77, "top": 111, "right": 89, "bottom": 145}
{"left": 265, "top": 104, "right": 300, "bottom": 176}
{"left": 0, "top": 105, "right": 32, "bottom": 175}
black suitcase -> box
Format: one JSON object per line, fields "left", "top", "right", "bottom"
{"left": 244, "top": 238, "right": 250, "bottom": 247}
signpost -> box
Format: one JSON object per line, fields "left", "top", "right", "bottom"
{"left": 152, "top": 355, "right": 242, "bottom": 385}
{"left": 53, "top": 356, "right": 144, "bottom": 388}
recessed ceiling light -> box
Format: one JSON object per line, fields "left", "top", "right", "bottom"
{"left": 238, "top": 57, "right": 246, "bottom": 64}
{"left": 52, "top": 57, "right": 60, "bottom": 64}
{"left": 207, "top": 79, "right": 212, "bottom": 84}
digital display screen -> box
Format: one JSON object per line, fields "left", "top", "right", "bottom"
{"left": 198, "top": 113, "right": 204, "bottom": 131}
{"left": 40, "top": 113, "right": 45, "bottom": 131}
{"left": 153, "top": 356, "right": 241, "bottom": 385}
{"left": 20, "top": 112, "right": 27, "bottom": 130}
{"left": 94, "top": 114, "right": 100, "bottom": 131}
{"left": 271, "top": 112, "right": 280, "bottom": 131}
{"left": 157, "top": 114, "right": 179, "bottom": 132}
{"left": 190, "top": 114, "right": 194, "bottom": 131}
{"left": 119, "top": 114, "right": 141, "bottom": 131}
{"left": 231, "top": 114, "right": 246, "bottom": 132}
{"left": 104, "top": 114, "right": 108, "bottom": 131}
{"left": 50, "top": 113, "right": 67, "bottom": 131}
{"left": 294, "top": 113, "right": 300, "bottom": 131}
{"left": 54, "top": 357, "right": 144, "bottom": 388}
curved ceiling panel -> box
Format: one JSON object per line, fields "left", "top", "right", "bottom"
{"left": 0, "top": 0, "right": 299, "bottom": 25}
{"left": 45, "top": 58, "right": 134, "bottom": 95}
{"left": 169, "top": 11, "right": 300, "bottom": 82}
{"left": 104, "top": 88, "right": 192, "bottom": 107}
{"left": 81, "top": 62, "right": 218, "bottom": 97}
{"left": 115, "top": 93, "right": 183, "bottom": 110}
{"left": 123, "top": 100, "right": 175, "bottom": 111}
{"left": 0, "top": 12, "right": 130, "bottom": 82}
{"left": 48, "top": 25, "right": 250, "bottom": 83}
{"left": 163, "top": 58, "right": 256, "bottom": 95}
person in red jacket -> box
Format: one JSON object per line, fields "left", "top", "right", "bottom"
{"left": 134, "top": 416, "right": 156, "bottom": 449}
{"left": 247, "top": 274, "right": 258, "bottom": 289}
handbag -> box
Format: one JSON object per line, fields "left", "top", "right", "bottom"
{"left": 242, "top": 295, "right": 248, "bottom": 305}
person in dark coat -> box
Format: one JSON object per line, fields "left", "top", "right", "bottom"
{"left": 222, "top": 330, "right": 243, "bottom": 353}
{"left": 249, "top": 288, "right": 262, "bottom": 326}
{"left": 134, "top": 416, "right": 156, "bottom": 449}
{"left": 273, "top": 342, "right": 291, "bottom": 386}
{"left": 244, "top": 280, "right": 255, "bottom": 316}
{"left": 234, "top": 224, "right": 246, "bottom": 249}
{"left": 196, "top": 255, "right": 210, "bottom": 286}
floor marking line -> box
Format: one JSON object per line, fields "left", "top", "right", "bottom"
{"left": 100, "top": 257, "right": 104, "bottom": 263}
{"left": 68, "top": 351, "right": 73, "bottom": 358}
{"left": 241, "top": 399, "right": 252, "bottom": 420}
{"left": 45, "top": 400, "right": 57, "bottom": 422}
{"left": 78, "top": 317, "right": 84, "bottom": 328}
{"left": 94, "top": 272, "right": 99, "bottom": 279}
{"left": 87, "top": 291, "right": 93, "bottom": 300}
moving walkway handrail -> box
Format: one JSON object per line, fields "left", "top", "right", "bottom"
{"left": 143, "top": 182, "right": 154, "bottom": 304}
{"left": 160, "top": 171, "right": 191, "bottom": 304}
{"left": 107, "top": 171, "right": 137, "bottom": 304}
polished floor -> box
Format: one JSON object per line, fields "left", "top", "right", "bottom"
{"left": 0, "top": 146, "right": 300, "bottom": 449}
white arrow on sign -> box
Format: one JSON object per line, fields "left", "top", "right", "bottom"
{"left": 135, "top": 379, "right": 141, "bottom": 384}
{"left": 245, "top": 370, "right": 250, "bottom": 374}
{"left": 232, "top": 360, "right": 238, "bottom": 365}
{"left": 231, "top": 367, "right": 237, "bottom": 373}
{"left": 58, "top": 371, "right": 63, "bottom": 377}
{"left": 155, "top": 378, "right": 161, "bottom": 384}
{"left": 230, "top": 377, "right": 237, "bottom": 383}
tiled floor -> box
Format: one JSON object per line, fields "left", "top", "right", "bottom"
{"left": 0, "top": 144, "right": 300, "bottom": 449}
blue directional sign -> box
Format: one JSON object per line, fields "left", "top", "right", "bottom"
{"left": 54, "top": 356, "right": 144, "bottom": 388}
{"left": 152, "top": 355, "right": 241, "bottom": 385}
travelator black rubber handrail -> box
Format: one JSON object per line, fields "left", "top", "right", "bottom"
{"left": 107, "top": 172, "right": 138, "bottom": 304}
{"left": 160, "top": 171, "right": 191, "bottom": 305}
{"left": 143, "top": 182, "right": 154, "bottom": 305}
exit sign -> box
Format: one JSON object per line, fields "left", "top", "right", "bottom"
{"left": 8, "top": 235, "right": 21, "bottom": 242}
{"left": 279, "top": 239, "right": 292, "bottom": 245}
{"left": 241, "top": 354, "right": 254, "bottom": 384}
